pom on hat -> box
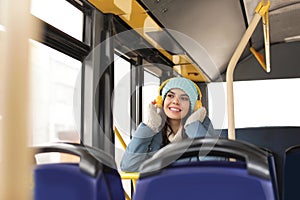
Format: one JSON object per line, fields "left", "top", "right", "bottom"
{"left": 161, "top": 77, "right": 198, "bottom": 113}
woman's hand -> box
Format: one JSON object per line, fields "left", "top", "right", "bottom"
{"left": 143, "top": 103, "right": 163, "bottom": 133}
{"left": 184, "top": 107, "right": 207, "bottom": 129}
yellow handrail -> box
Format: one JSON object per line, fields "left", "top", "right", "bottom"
{"left": 226, "top": 0, "right": 270, "bottom": 140}
{"left": 249, "top": 47, "right": 267, "bottom": 71}
{"left": 251, "top": 0, "right": 271, "bottom": 73}
{"left": 114, "top": 127, "right": 140, "bottom": 199}
{"left": 120, "top": 172, "right": 140, "bottom": 191}
{"left": 114, "top": 126, "right": 127, "bottom": 150}
{"left": 124, "top": 191, "right": 131, "bottom": 200}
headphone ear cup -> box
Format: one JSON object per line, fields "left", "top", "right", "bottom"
{"left": 155, "top": 95, "right": 163, "bottom": 108}
{"left": 194, "top": 100, "right": 202, "bottom": 111}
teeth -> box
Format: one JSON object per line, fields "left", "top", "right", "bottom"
{"left": 169, "top": 107, "right": 180, "bottom": 112}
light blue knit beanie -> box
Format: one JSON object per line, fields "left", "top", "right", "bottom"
{"left": 161, "top": 77, "right": 198, "bottom": 113}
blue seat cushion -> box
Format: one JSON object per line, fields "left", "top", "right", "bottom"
{"left": 134, "top": 161, "right": 275, "bottom": 200}
{"left": 34, "top": 163, "right": 124, "bottom": 200}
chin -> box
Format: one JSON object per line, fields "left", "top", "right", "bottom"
{"left": 166, "top": 112, "right": 184, "bottom": 120}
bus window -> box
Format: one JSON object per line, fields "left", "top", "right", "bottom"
{"left": 30, "top": 0, "right": 83, "bottom": 41}
{"left": 113, "top": 54, "right": 132, "bottom": 196}
{"left": 113, "top": 54, "right": 131, "bottom": 161}
{"left": 142, "top": 71, "right": 160, "bottom": 122}
{"left": 30, "top": 40, "right": 81, "bottom": 163}
{"left": 208, "top": 78, "right": 300, "bottom": 129}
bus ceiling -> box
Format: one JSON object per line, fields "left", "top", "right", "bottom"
{"left": 88, "top": 0, "right": 300, "bottom": 82}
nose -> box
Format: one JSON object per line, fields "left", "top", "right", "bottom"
{"left": 172, "top": 97, "right": 180, "bottom": 104}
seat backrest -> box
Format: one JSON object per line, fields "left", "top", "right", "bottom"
{"left": 261, "top": 147, "right": 279, "bottom": 199}
{"left": 33, "top": 143, "right": 125, "bottom": 200}
{"left": 220, "top": 126, "right": 300, "bottom": 198}
{"left": 133, "top": 137, "right": 278, "bottom": 200}
{"left": 284, "top": 145, "right": 300, "bottom": 200}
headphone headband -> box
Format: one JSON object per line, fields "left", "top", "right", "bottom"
{"left": 155, "top": 77, "right": 202, "bottom": 111}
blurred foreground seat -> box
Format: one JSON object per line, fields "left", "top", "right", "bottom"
{"left": 33, "top": 143, "right": 125, "bottom": 200}
{"left": 133, "top": 137, "right": 279, "bottom": 200}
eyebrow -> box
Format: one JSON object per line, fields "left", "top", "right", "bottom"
{"left": 167, "top": 90, "right": 189, "bottom": 97}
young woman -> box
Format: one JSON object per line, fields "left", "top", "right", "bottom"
{"left": 120, "top": 77, "right": 216, "bottom": 172}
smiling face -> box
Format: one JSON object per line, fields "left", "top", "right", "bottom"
{"left": 163, "top": 88, "right": 190, "bottom": 121}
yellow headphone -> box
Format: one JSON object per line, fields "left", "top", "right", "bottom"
{"left": 155, "top": 78, "right": 202, "bottom": 111}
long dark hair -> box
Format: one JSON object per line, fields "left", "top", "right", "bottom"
{"left": 161, "top": 108, "right": 190, "bottom": 146}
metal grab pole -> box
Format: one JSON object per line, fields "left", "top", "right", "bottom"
{"left": 0, "top": 0, "right": 40, "bottom": 199}
{"left": 263, "top": 11, "right": 271, "bottom": 72}
{"left": 227, "top": 0, "right": 270, "bottom": 140}
{"left": 114, "top": 126, "right": 127, "bottom": 150}
{"left": 226, "top": 13, "right": 262, "bottom": 140}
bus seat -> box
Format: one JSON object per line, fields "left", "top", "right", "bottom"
{"left": 220, "top": 126, "right": 300, "bottom": 198}
{"left": 261, "top": 147, "right": 279, "bottom": 199}
{"left": 33, "top": 143, "right": 125, "bottom": 200}
{"left": 284, "top": 145, "right": 300, "bottom": 200}
{"left": 133, "top": 138, "right": 278, "bottom": 200}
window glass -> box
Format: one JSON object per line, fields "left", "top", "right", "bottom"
{"left": 113, "top": 55, "right": 131, "bottom": 151}
{"left": 30, "top": 40, "right": 81, "bottom": 149}
{"left": 30, "top": 0, "right": 83, "bottom": 41}
{"left": 208, "top": 78, "right": 300, "bottom": 129}
{"left": 113, "top": 54, "right": 131, "bottom": 196}
{"left": 142, "top": 71, "right": 159, "bottom": 121}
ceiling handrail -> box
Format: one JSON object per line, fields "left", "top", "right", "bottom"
{"left": 226, "top": 0, "right": 270, "bottom": 140}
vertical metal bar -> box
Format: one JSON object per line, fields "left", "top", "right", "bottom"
{"left": 226, "top": 13, "right": 261, "bottom": 140}
{"left": 82, "top": 9, "right": 103, "bottom": 146}
{"left": 263, "top": 11, "right": 271, "bottom": 72}
{"left": 80, "top": 5, "right": 93, "bottom": 143}
{"left": 136, "top": 56, "right": 143, "bottom": 125}
{"left": 94, "top": 14, "right": 114, "bottom": 155}
{"left": 130, "top": 57, "right": 143, "bottom": 136}
{"left": 130, "top": 63, "right": 137, "bottom": 138}
{"left": 0, "top": 0, "right": 40, "bottom": 199}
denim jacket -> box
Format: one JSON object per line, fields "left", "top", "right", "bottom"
{"left": 120, "top": 117, "right": 216, "bottom": 172}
